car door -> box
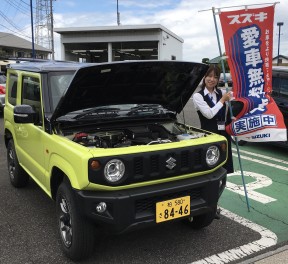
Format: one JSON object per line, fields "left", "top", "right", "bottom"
{"left": 14, "top": 73, "right": 46, "bottom": 185}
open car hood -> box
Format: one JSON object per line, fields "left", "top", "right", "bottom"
{"left": 52, "top": 61, "right": 208, "bottom": 120}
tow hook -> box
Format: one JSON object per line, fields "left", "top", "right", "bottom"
{"left": 215, "top": 206, "right": 221, "bottom": 220}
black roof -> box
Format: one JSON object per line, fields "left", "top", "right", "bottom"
{"left": 8, "top": 60, "right": 86, "bottom": 73}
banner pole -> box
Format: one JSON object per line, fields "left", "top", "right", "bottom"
{"left": 212, "top": 7, "right": 250, "bottom": 212}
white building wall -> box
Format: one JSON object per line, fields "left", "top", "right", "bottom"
{"left": 159, "top": 31, "right": 183, "bottom": 60}
{"left": 55, "top": 25, "right": 183, "bottom": 62}
{"left": 272, "top": 56, "right": 288, "bottom": 65}
{"left": 59, "top": 30, "right": 161, "bottom": 44}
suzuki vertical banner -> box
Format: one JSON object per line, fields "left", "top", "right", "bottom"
{"left": 219, "top": 5, "right": 287, "bottom": 142}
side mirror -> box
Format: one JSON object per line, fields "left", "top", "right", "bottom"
{"left": 14, "top": 105, "right": 37, "bottom": 124}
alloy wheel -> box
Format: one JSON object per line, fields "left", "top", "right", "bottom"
{"left": 59, "top": 197, "right": 73, "bottom": 248}
{"left": 8, "top": 148, "right": 15, "bottom": 180}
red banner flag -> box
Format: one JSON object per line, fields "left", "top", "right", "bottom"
{"left": 219, "top": 5, "right": 287, "bottom": 142}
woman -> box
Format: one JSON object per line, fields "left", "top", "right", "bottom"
{"left": 192, "top": 65, "right": 234, "bottom": 173}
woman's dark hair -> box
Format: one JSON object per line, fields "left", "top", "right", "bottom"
{"left": 200, "top": 64, "right": 221, "bottom": 89}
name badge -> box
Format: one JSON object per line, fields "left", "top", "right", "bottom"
{"left": 217, "top": 121, "right": 225, "bottom": 131}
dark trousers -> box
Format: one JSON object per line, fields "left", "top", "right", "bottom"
{"left": 221, "top": 131, "right": 234, "bottom": 174}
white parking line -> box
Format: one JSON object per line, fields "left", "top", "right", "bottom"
{"left": 190, "top": 208, "right": 277, "bottom": 264}
{"left": 227, "top": 171, "right": 277, "bottom": 204}
{"left": 232, "top": 148, "right": 288, "bottom": 165}
{"left": 231, "top": 153, "right": 288, "bottom": 171}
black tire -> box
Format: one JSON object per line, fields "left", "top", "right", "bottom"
{"left": 7, "top": 139, "right": 29, "bottom": 188}
{"left": 56, "top": 180, "right": 95, "bottom": 261}
{"left": 231, "top": 136, "right": 247, "bottom": 146}
{"left": 186, "top": 207, "right": 217, "bottom": 229}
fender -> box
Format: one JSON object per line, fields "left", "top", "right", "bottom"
{"left": 47, "top": 152, "right": 91, "bottom": 191}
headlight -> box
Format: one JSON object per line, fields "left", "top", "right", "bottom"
{"left": 206, "top": 146, "right": 220, "bottom": 166}
{"left": 104, "top": 159, "right": 125, "bottom": 183}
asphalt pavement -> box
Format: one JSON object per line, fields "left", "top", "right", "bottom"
{"left": 0, "top": 101, "right": 287, "bottom": 263}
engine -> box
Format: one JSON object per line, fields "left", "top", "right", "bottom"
{"left": 69, "top": 123, "right": 205, "bottom": 148}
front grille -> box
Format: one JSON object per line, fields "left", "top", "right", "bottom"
{"left": 194, "top": 149, "right": 203, "bottom": 169}
{"left": 135, "top": 188, "right": 202, "bottom": 215}
{"left": 128, "top": 147, "right": 205, "bottom": 183}
{"left": 134, "top": 157, "right": 144, "bottom": 180}
{"left": 180, "top": 150, "right": 189, "bottom": 168}
{"left": 150, "top": 155, "right": 159, "bottom": 174}
{"left": 88, "top": 143, "right": 226, "bottom": 186}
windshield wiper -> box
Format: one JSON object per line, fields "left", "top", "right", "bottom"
{"left": 74, "top": 107, "right": 120, "bottom": 120}
{"left": 127, "top": 104, "right": 175, "bottom": 117}
{"left": 127, "top": 104, "right": 163, "bottom": 116}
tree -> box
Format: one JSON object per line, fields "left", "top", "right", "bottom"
{"left": 202, "top": 58, "right": 210, "bottom": 64}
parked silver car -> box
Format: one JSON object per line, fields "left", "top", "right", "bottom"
{"left": 218, "top": 72, "right": 233, "bottom": 87}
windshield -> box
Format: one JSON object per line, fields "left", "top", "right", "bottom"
{"left": 49, "top": 71, "right": 75, "bottom": 111}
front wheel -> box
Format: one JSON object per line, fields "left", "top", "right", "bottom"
{"left": 7, "top": 139, "right": 29, "bottom": 188}
{"left": 56, "top": 180, "right": 96, "bottom": 261}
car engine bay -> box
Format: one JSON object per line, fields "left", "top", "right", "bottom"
{"left": 63, "top": 122, "right": 207, "bottom": 148}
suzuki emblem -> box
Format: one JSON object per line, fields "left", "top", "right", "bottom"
{"left": 166, "top": 157, "right": 176, "bottom": 170}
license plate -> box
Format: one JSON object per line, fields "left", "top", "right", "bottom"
{"left": 156, "top": 196, "right": 190, "bottom": 223}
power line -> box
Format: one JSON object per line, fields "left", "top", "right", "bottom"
{"left": 4, "top": 0, "right": 31, "bottom": 14}
{"left": 0, "top": 23, "right": 32, "bottom": 40}
{"left": 0, "top": 0, "right": 33, "bottom": 40}
{"left": 0, "top": 10, "right": 31, "bottom": 39}
{"left": 0, "top": 0, "right": 54, "bottom": 54}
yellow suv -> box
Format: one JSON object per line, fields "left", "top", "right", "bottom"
{"left": 4, "top": 60, "right": 228, "bottom": 261}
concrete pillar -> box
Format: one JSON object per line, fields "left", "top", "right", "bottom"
{"left": 108, "top": 42, "right": 112, "bottom": 62}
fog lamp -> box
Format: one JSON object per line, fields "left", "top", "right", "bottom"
{"left": 96, "top": 202, "right": 107, "bottom": 213}
{"left": 219, "top": 179, "right": 223, "bottom": 188}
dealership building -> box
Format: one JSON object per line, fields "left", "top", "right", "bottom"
{"left": 54, "top": 24, "right": 183, "bottom": 63}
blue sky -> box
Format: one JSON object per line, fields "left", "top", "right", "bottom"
{"left": 0, "top": 0, "right": 287, "bottom": 62}
{"left": 54, "top": 0, "right": 180, "bottom": 14}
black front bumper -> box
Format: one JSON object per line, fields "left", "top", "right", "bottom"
{"left": 74, "top": 167, "right": 226, "bottom": 233}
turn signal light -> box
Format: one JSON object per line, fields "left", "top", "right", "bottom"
{"left": 220, "top": 143, "right": 227, "bottom": 152}
{"left": 90, "top": 160, "right": 101, "bottom": 170}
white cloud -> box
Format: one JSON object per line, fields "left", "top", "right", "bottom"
{"left": 119, "top": 0, "right": 175, "bottom": 9}
{"left": 52, "top": 0, "right": 288, "bottom": 62}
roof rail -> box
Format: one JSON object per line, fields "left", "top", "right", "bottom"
{"left": 7, "top": 58, "right": 49, "bottom": 63}
{"left": 8, "top": 58, "right": 78, "bottom": 64}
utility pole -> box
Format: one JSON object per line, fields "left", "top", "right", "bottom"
{"left": 277, "top": 22, "right": 284, "bottom": 66}
{"left": 50, "top": 0, "right": 55, "bottom": 59}
{"left": 35, "top": 0, "right": 55, "bottom": 59}
{"left": 30, "top": 0, "right": 35, "bottom": 58}
{"left": 117, "top": 0, "right": 121, "bottom": 26}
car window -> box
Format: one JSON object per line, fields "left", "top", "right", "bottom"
{"left": 272, "top": 75, "right": 280, "bottom": 97}
{"left": 49, "top": 72, "right": 74, "bottom": 111}
{"left": 22, "top": 76, "right": 42, "bottom": 125}
{"left": 272, "top": 71, "right": 288, "bottom": 99}
{"left": 279, "top": 76, "right": 288, "bottom": 99}
{"left": 7, "top": 73, "right": 18, "bottom": 106}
